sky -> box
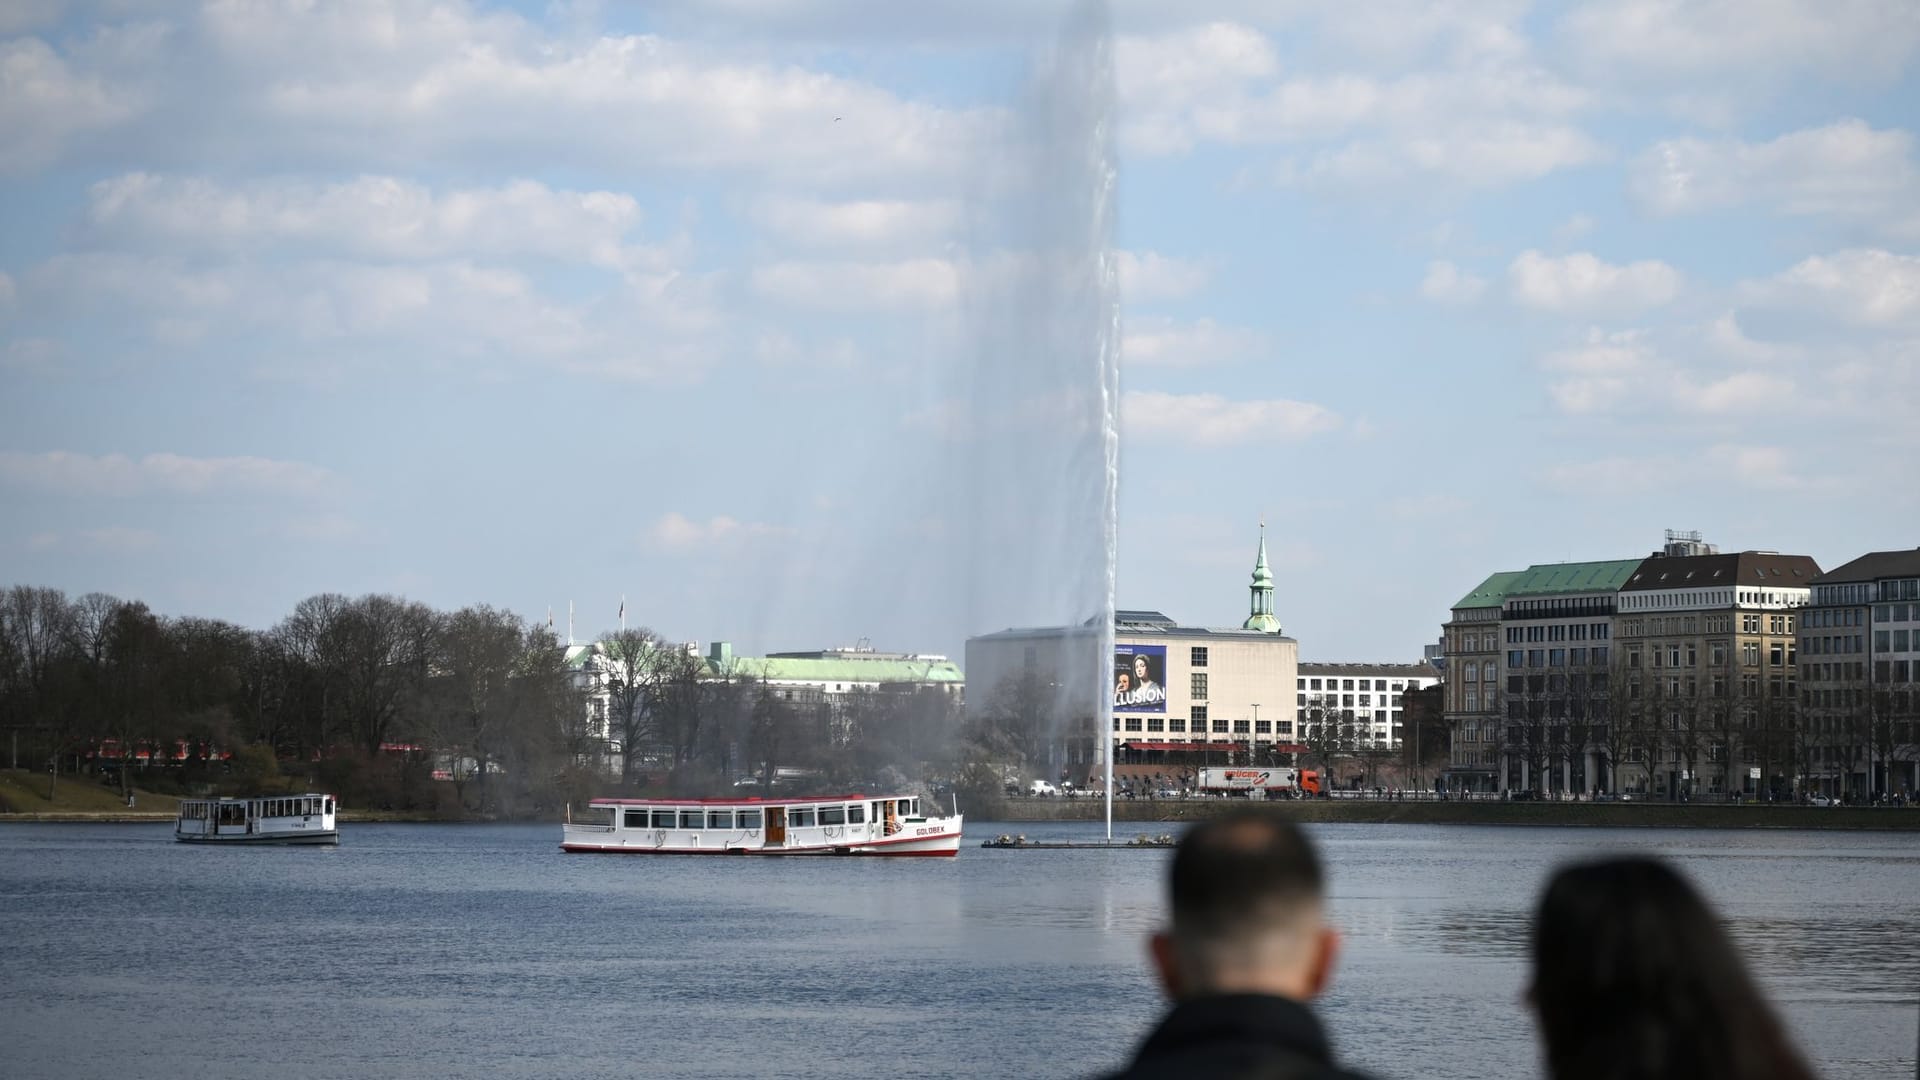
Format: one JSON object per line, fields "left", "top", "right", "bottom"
{"left": 2, "top": 0, "right": 1918, "bottom": 666}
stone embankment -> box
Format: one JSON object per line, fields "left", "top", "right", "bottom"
{"left": 995, "top": 796, "right": 1920, "bottom": 830}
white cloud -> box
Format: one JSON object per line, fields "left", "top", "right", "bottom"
{"left": 1540, "top": 327, "right": 1796, "bottom": 417}
{"left": 1122, "top": 390, "right": 1341, "bottom": 446}
{"left": 1707, "top": 312, "right": 1803, "bottom": 363}
{"left": 752, "top": 197, "right": 961, "bottom": 253}
{"left": 1703, "top": 443, "right": 1803, "bottom": 490}
{"left": 1629, "top": 120, "right": 1920, "bottom": 237}
{"left": 1744, "top": 249, "right": 1920, "bottom": 328}
{"left": 1116, "top": 250, "right": 1210, "bottom": 302}
{"left": 1418, "top": 260, "right": 1486, "bottom": 304}
{"left": 0, "top": 451, "right": 336, "bottom": 497}
{"left": 750, "top": 258, "right": 958, "bottom": 311}
{"left": 1559, "top": 0, "right": 1920, "bottom": 84}
{"left": 1543, "top": 444, "right": 1802, "bottom": 493}
{"left": 0, "top": 36, "right": 143, "bottom": 174}
{"left": 21, "top": 252, "right": 720, "bottom": 380}
{"left": 1509, "top": 250, "right": 1681, "bottom": 315}
{"left": 1277, "top": 122, "right": 1605, "bottom": 190}
{"left": 84, "top": 174, "right": 670, "bottom": 274}
{"left": 1122, "top": 317, "right": 1262, "bottom": 367}
{"left": 647, "top": 511, "right": 792, "bottom": 551}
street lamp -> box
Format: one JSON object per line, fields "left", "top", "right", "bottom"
{"left": 1252, "top": 704, "right": 1261, "bottom": 764}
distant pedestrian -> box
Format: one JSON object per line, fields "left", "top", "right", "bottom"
{"left": 1528, "top": 856, "right": 1816, "bottom": 1080}
{"left": 1098, "top": 809, "right": 1373, "bottom": 1080}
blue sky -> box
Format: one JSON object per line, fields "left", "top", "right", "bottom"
{"left": 2, "top": 0, "right": 1917, "bottom": 664}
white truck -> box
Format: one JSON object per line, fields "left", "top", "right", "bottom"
{"left": 1195, "top": 767, "right": 1320, "bottom": 797}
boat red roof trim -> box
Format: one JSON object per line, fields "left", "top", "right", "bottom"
{"left": 586, "top": 793, "right": 893, "bottom": 807}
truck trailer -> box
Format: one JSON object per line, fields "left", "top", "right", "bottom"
{"left": 1195, "top": 767, "right": 1321, "bottom": 798}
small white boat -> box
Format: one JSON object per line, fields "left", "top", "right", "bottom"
{"left": 560, "top": 793, "right": 963, "bottom": 857}
{"left": 175, "top": 793, "right": 339, "bottom": 845}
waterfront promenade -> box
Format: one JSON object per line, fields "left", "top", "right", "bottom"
{"left": 997, "top": 793, "right": 1920, "bottom": 829}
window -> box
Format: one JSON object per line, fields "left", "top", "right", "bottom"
{"left": 624, "top": 809, "right": 647, "bottom": 828}
{"left": 1169, "top": 718, "right": 1186, "bottom": 732}
{"left": 1124, "top": 717, "right": 1142, "bottom": 732}
{"left": 845, "top": 806, "right": 863, "bottom": 825}
{"left": 709, "top": 810, "right": 736, "bottom": 829}
{"left": 679, "top": 810, "right": 706, "bottom": 829}
{"left": 1508, "top": 650, "right": 1525, "bottom": 668}
{"left": 1465, "top": 688, "right": 1478, "bottom": 711}
{"left": 1191, "top": 673, "right": 1209, "bottom": 700}
{"left": 1147, "top": 718, "right": 1165, "bottom": 732}
{"left": 1309, "top": 678, "right": 1322, "bottom": 691}
{"left": 1255, "top": 720, "right": 1272, "bottom": 734}
{"left": 1233, "top": 720, "right": 1250, "bottom": 734}
{"left": 1212, "top": 718, "right": 1230, "bottom": 733}
{"left": 818, "top": 806, "right": 844, "bottom": 826}
{"left": 1191, "top": 706, "right": 1208, "bottom": 727}
{"left": 1191, "top": 647, "right": 1208, "bottom": 667}
{"left": 789, "top": 808, "right": 815, "bottom": 827}
{"left": 651, "top": 809, "right": 676, "bottom": 828}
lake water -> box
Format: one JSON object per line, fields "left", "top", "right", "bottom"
{"left": 1, "top": 820, "right": 1915, "bottom": 1079}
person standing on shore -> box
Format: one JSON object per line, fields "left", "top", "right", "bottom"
{"left": 1529, "top": 856, "right": 1817, "bottom": 1080}
{"left": 1100, "top": 809, "right": 1374, "bottom": 1080}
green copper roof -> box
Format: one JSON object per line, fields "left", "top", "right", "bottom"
{"left": 1504, "top": 558, "right": 1646, "bottom": 597}
{"left": 1251, "top": 526, "right": 1273, "bottom": 588}
{"left": 1452, "top": 570, "right": 1526, "bottom": 610}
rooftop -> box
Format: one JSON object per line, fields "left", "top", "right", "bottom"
{"left": 1622, "top": 551, "right": 1821, "bottom": 592}
{"left": 1451, "top": 570, "right": 1526, "bottom": 611}
{"left": 1505, "top": 558, "right": 1647, "bottom": 598}
{"left": 1811, "top": 548, "right": 1920, "bottom": 585}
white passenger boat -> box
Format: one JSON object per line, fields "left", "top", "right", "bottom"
{"left": 560, "top": 793, "right": 964, "bottom": 857}
{"left": 175, "top": 793, "right": 339, "bottom": 845}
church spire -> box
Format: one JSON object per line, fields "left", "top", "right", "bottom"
{"left": 1242, "top": 522, "right": 1281, "bottom": 633}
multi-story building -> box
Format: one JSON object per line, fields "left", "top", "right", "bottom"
{"left": 1614, "top": 548, "right": 1819, "bottom": 798}
{"left": 965, "top": 529, "right": 1301, "bottom": 782}
{"left": 1496, "top": 557, "right": 1640, "bottom": 796}
{"left": 1295, "top": 662, "right": 1442, "bottom": 749}
{"left": 1441, "top": 571, "right": 1524, "bottom": 792}
{"left": 1800, "top": 549, "right": 1920, "bottom": 797}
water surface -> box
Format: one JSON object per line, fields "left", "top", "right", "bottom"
{"left": 1, "top": 821, "right": 1913, "bottom": 1079}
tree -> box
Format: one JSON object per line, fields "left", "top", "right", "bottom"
{"left": 599, "top": 626, "right": 666, "bottom": 786}
{"left": 1299, "top": 696, "right": 1355, "bottom": 786}
{"left": 430, "top": 605, "right": 526, "bottom": 810}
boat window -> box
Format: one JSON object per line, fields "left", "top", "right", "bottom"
{"left": 679, "top": 810, "right": 706, "bottom": 829}
{"left": 708, "top": 810, "right": 734, "bottom": 830}
{"left": 905, "top": 799, "right": 918, "bottom": 816}
{"left": 847, "top": 805, "right": 865, "bottom": 824}
{"left": 738, "top": 809, "right": 762, "bottom": 829}
{"left": 325, "top": 798, "right": 334, "bottom": 815}
{"left": 624, "top": 809, "right": 647, "bottom": 829}
{"left": 651, "top": 810, "right": 676, "bottom": 828}
{"left": 789, "top": 808, "right": 815, "bottom": 828}
{"left": 819, "top": 806, "right": 846, "bottom": 826}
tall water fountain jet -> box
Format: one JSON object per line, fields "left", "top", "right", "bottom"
{"left": 945, "top": 0, "right": 1121, "bottom": 835}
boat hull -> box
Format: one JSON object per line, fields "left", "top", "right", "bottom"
{"left": 175, "top": 831, "right": 339, "bottom": 845}
{"left": 560, "top": 827, "right": 963, "bottom": 857}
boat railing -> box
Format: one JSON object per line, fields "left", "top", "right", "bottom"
{"left": 562, "top": 822, "right": 616, "bottom": 834}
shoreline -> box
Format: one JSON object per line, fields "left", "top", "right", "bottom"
{"left": 6, "top": 802, "right": 1919, "bottom": 830}
{"left": 988, "top": 797, "right": 1920, "bottom": 830}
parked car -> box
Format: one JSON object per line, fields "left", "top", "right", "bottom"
{"left": 1027, "top": 780, "right": 1058, "bottom": 797}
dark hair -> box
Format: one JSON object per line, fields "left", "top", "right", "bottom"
{"left": 1170, "top": 810, "right": 1323, "bottom": 943}
{"left": 1530, "top": 857, "right": 1815, "bottom": 1080}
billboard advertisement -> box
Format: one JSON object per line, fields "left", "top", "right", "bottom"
{"left": 1114, "top": 643, "right": 1167, "bottom": 713}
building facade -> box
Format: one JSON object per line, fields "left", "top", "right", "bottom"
{"left": 1295, "top": 662, "right": 1442, "bottom": 749}
{"left": 1441, "top": 571, "right": 1524, "bottom": 792}
{"left": 1613, "top": 549, "right": 1818, "bottom": 798}
{"left": 965, "top": 530, "right": 1302, "bottom": 782}
{"left": 1799, "top": 549, "right": 1920, "bottom": 797}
